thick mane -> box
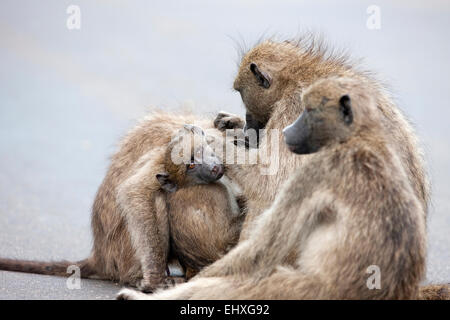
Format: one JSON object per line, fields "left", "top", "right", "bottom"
{"left": 235, "top": 33, "right": 393, "bottom": 98}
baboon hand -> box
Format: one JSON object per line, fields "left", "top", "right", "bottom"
{"left": 214, "top": 111, "right": 245, "bottom": 131}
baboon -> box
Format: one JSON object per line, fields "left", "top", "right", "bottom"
{"left": 117, "top": 77, "right": 428, "bottom": 300}
{"left": 214, "top": 38, "right": 429, "bottom": 241}
{"left": 165, "top": 174, "right": 246, "bottom": 279}
{"left": 0, "top": 114, "right": 244, "bottom": 292}
{"left": 156, "top": 125, "right": 246, "bottom": 279}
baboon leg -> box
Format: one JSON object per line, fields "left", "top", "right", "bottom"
{"left": 117, "top": 267, "right": 325, "bottom": 300}
{"left": 197, "top": 192, "right": 326, "bottom": 278}
{"left": 119, "top": 269, "right": 447, "bottom": 300}
{"left": 117, "top": 159, "right": 169, "bottom": 292}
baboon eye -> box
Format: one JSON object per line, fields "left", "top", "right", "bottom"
{"left": 339, "top": 95, "right": 353, "bottom": 125}
{"left": 249, "top": 63, "right": 271, "bottom": 89}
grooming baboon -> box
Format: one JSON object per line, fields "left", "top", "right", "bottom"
{"left": 214, "top": 38, "right": 429, "bottom": 241}
{"left": 117, "top": 77, "right": 428, "bottom": 300}
{"left": 0, "top": 114, "right": 244, "bottom": 291}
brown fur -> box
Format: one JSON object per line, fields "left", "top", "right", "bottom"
{"left": 419, "top": 284, "right": 450, "bottom": 300}
{"left": 157, "top": 124, "right": 246, "bottom": 277}
{"left": 215, "top": 38, "right": 442, "bottom": 298}
{"left": 167, "top": 176, "right": 245, "bottom": 278}
{"left": 117, "top": 77, "right": 427, "bottom": 300}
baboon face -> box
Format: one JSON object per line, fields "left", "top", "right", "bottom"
{"left": 157, "top": 125, "right": 224, "bottom": 192}
{"left": 233, "top": 42, "right": 291, "bottom": 130}
{"left": 233, "top": 61, "right": 273, "bottom": 130}
{"left": 283, "top": 94, "right": 354, "bottom": 155}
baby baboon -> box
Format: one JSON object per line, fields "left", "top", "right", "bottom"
{"left": 215, "top": 38, "right": 429, "bottom": 240}
{"left": 156, "top": 125, "right": 246, "bottom": 279}
{"left": 165, "top": 174, "right": 245, "bottom": 279}
{"left": 0, "top": 114, "right": 244, "bottom": 292}
{"left": 117, "top": 77, "right": 427, "bottom": 300}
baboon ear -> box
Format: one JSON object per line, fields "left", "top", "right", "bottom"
{"left": 183, "top": 124, "right": 205, "bottom": 135}
{"left": 250, "top": 63, "right": 272, "bottom": 89}
{"left": 339, "top": 95, "right": 353, "bottom": 125}
{"left": 156, "top": 173, "right": 177, "bottom": 193}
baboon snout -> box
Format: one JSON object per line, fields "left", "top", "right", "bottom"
{"left": 282, "top": 123, "right": 299, "bottom": 149}
{"left": 197, "top": 163, "right": 224, "bottom": 184}
{"left": 283, "top": 112, "right": 314, "bottom": 155}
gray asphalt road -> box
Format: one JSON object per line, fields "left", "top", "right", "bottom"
{"left": 0, "top": 0, "right": 449, "bottom": 299}
{"left": 0, "top": 272, "right": 120, "bottom": 300}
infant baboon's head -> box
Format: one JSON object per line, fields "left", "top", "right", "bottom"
{"left": 283, "top": 77, "right": 378, "bottom": 155}
{"left": 156, "top": 124, "right": 224, "bottom": 193}
{"left": 234, "top": 40, "right": 300, "bottom": 130}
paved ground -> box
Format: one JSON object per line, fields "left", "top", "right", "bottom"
{"left": 0, "top": 0, "right": 449, "bottom": 299}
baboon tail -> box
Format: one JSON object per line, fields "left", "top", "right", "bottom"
{"left": 0, "top": 257, "right": 99, "bottom": 279}
{"left": 419, "top": 284, "right": 450, "bottom": 300}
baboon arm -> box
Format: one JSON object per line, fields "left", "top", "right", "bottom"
{"left": 198, "top": 192, "right": 323, "bottom": 278}
{"left": 117, "top": 159, "right": 169, "bottom": 290}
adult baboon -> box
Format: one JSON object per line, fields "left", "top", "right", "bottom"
{"left": 215, "top": 38, "right": 429, "bottom": 240}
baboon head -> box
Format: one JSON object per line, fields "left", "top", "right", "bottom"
{"left": 157, "top": 124, "right": 224, "bottom": 192}
{"left": 283, "top": 77, "right": 376, "bottom": 155}
{"left": 233, "top": 41, "right": 300, "bottom": 130}
{"left": 234, "top": 38, "right": 352, "bottom": 133}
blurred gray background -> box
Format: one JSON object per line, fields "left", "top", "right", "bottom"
{"left": 0, "top": 0, "right": 449, "bottom": 299}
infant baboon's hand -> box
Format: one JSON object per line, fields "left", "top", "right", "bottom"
{"left": 214, "top": 111, "right": 245, "bottom": 131}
